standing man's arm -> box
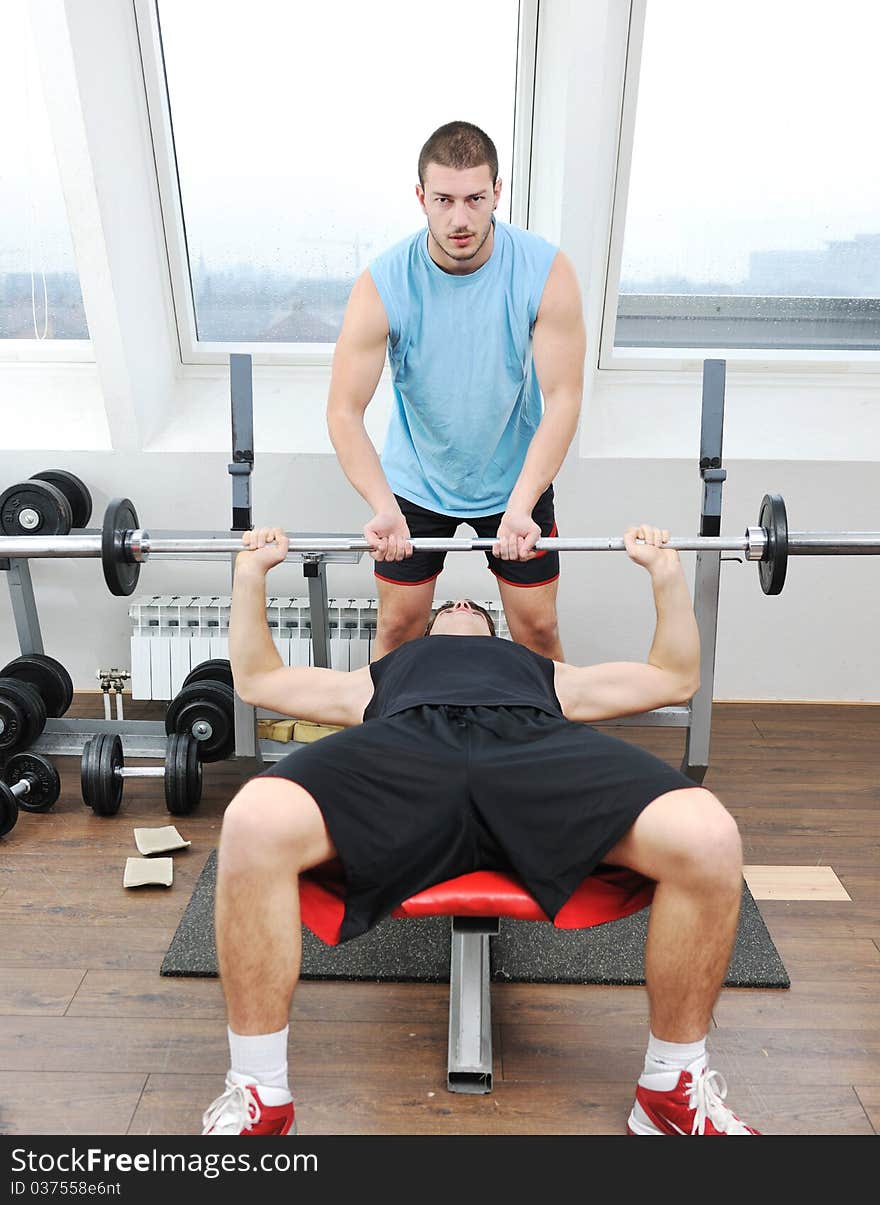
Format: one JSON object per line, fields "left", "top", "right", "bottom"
{"left": 494, "top": 251, "right": 586, "bottom": 561}
{"left": 326, "top": 272, "right": 413, "bottom": 563}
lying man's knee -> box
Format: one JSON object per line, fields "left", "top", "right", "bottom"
{"left": 220, "top": 779, "right": 323, "bottom": 867}
{"left": 676, "top": 789, "right": 742, "bottom": 889}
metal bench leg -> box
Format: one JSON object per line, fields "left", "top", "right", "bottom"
{"left": 447, "top": 916, "right": 499, "bottom": 1093}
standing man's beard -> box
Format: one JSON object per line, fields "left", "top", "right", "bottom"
{"left": 427, "top": 218, "right": 494, "bottom": 264}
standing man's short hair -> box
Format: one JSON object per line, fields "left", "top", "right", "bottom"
{"left": 418, "top": 121, "right": 499, "bottom": 187}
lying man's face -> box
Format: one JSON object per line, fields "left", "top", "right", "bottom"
{"left": 425, "top": 599, "right": 496, "bottom": 638}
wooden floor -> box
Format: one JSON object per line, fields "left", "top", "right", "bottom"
{"left": 0, "top": 699, "right": 878, "bottom": 1136}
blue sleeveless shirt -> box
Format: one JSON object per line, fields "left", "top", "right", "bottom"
{"left": 368, "top": 219, "right": 558, "bottom": 518}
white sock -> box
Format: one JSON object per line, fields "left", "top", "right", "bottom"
{"left": 227, "top": 1025, "right": 291, "bottom": 1100}
{"left": 642, "top": 1031, "right": 707, "bottom": 1080}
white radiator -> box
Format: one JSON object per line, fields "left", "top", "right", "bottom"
{"left": 127, "top": 595, "right": 510, "bottom": 700}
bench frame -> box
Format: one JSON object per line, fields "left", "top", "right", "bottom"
{"left": 447, "top": 917, "right": 500, "bottom": 1093}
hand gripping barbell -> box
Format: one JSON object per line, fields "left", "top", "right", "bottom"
{"left": 0, "top": 493, "right": 878, "bottom": 597}
{"left": 81, "top": 732, "right": 202, "bottom": 817}
{"left": 0, "top": 752, "right": 62, "bottom": 837}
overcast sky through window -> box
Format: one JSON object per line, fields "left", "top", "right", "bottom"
{"left": 157, "top": 0, "right": 519, "bottom": 279}
{"left": 621, "top": 0, "right": 880, "bottom": 288}
{"left": 2, "top": 0, "right": 878, "bottom": 294}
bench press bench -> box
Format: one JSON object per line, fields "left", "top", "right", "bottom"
{"left": 299, "top": 865, "right": 655, "bottom": 1093}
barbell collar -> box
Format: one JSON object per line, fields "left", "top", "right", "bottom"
{"left": 744, "top": 527, "right": 767, "bottom": 562}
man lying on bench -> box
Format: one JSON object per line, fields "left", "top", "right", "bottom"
{"left": 201, "top": 523, "right": 759, "bottom": 1137}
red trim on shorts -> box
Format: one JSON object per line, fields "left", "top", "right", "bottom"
{"left": 489, "top": 568, "right": 561, "bottom": 589}
{"left": 373, "top": 569, "right": 442, "bottom": 586}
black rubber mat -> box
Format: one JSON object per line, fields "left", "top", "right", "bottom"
{"left": 161, "top": 850, "right": 789, "bottom": 987}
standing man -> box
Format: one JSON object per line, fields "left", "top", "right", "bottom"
{"left": 327, "top": 121, "right": 586, "bottom": 659}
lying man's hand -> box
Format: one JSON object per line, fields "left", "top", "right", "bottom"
{"left": 623, "top": 525, "right": 678, "bottom": 573}
{"left": 236, "top": 526, "right": 290, "bottom": 575}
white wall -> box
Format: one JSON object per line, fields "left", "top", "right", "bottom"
{"left": 1, "top": 0, "right": 878, "bottom": 700}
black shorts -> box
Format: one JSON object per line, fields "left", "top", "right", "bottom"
{"left": 374, "top": 486, "right": 560, "bottom": 588}
{"left": 258, "top": 704, "right": 693, "bottom": 943}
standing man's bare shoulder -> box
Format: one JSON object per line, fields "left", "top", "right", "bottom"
{"left": 534, "top": 250, "right": 585, "bottom": 335}
{"left": 336, "top": 269, "right": 390, "bottom": 350}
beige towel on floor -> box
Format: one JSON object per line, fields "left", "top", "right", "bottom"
{"left": 123, "top": 857, "right": 173, "bottom": 888}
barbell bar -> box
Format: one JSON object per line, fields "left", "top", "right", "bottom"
{"left": 0, "top": 494, "right": 877, "bottom": 598}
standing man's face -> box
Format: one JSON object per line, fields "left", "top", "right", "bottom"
{"left": 416, "top": 164, "right": 502, "bottom": 273}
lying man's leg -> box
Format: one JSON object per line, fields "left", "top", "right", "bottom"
{"left": 203, "top": 778, "right": 336, "bottom": 1135}
{"left": 604, "top": 786, "right": 760, "bottom": 1135}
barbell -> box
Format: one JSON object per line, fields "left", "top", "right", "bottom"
{"left": 0, "top": 494, "right": 878, "bottom": 598}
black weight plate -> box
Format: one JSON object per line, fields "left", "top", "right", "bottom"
{"left": 0, "top": 782, "right": 18, "bottom": 837}
{"left": 0, "top": 653, "right": 74, "bottom": 718}
{"left": 758, "top": 493, "right": 789, "bottom": 596}
{"left": 80, "top": 734, "right": 98, "bottom": 809}
{"left": 167, "top": 696, "right": 234, "bottom": 763}
{"left": 165, "top": 680, "right": 235, "bottom": 762}
{"left": 3, "top": 751, "right": 60, "bottom": 812}
{"left": 164, "top": 732, "right": 202, "bottom": 815}
{"left": 82, "top": 733, "right": 124, "bottom": 816}
{"left": 182, "top": 659, "right": 234, "bottom": 691}
{"left": 0, "top": 479, "right": 72, "bottom": 537}
{"left": 0, "top": 692, "right": 25, "bottom": 754}
{"left": 102, "top": 498, "right": 141, "bottom": 597}
{"left": 31, "top": 470, "right": 93, "bottom": 529}
{"left": 0, "top": 677, "right": 46, "bottom": 750}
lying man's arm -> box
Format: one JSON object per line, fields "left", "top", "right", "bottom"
{"left": 230, "top": 527, "right": 373, "bottom": 726}
{"left": 554, "top": 525, "right": 700, "bottom": 722}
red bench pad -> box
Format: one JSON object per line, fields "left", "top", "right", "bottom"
{"left": 299, "top": 865, "right": 655, "bottom": 947}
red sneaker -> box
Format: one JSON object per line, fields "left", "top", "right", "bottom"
{"left": 627, "top": 1061, "right": 759, "bottom": 1135}
{"left": 202, "top": 1077, "right": 296, "bottom": 1135}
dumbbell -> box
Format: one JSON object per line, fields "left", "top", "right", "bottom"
{"left": 0, "top": 469, "right": 92, "bottom": 536}
{"left": 166, "top": 660, "right": 235, "bottom": 762}
{"left": 0, "top": 654, "right": 74, "bottom": 757}
{"left": 81, "top": 732, "right": 202, "bottom": 816}
{"left": 0, "top": 752, "right": 62, "bottom": 837}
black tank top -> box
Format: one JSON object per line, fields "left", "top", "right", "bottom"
{"left": 363, "top": 635, "right": 563, "bottom": 721}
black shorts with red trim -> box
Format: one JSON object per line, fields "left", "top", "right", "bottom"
{"left": 258, "top": 703, "right": 693, "bottom": 944}
{"left": 374, "top": 485, "right": 560, "bottom": 588}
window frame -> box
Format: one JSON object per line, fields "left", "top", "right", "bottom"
{"left": 135, "top": 0, "right": 539, "bottom": 367}
{"left": 0, "top": 339, "right": 93, "bottom": 363}
{"left": 598, "top": 0, "right": 880, "bottom": 375}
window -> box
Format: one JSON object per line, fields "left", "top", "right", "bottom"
{"left": 0, "top": 0, "right": 89, "bottom": 343}
{"left": 145, "top": 0, "right": 527, "bottom": 355}
{"left": 605, "top": 0, "right": 880, "bottom": 360}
